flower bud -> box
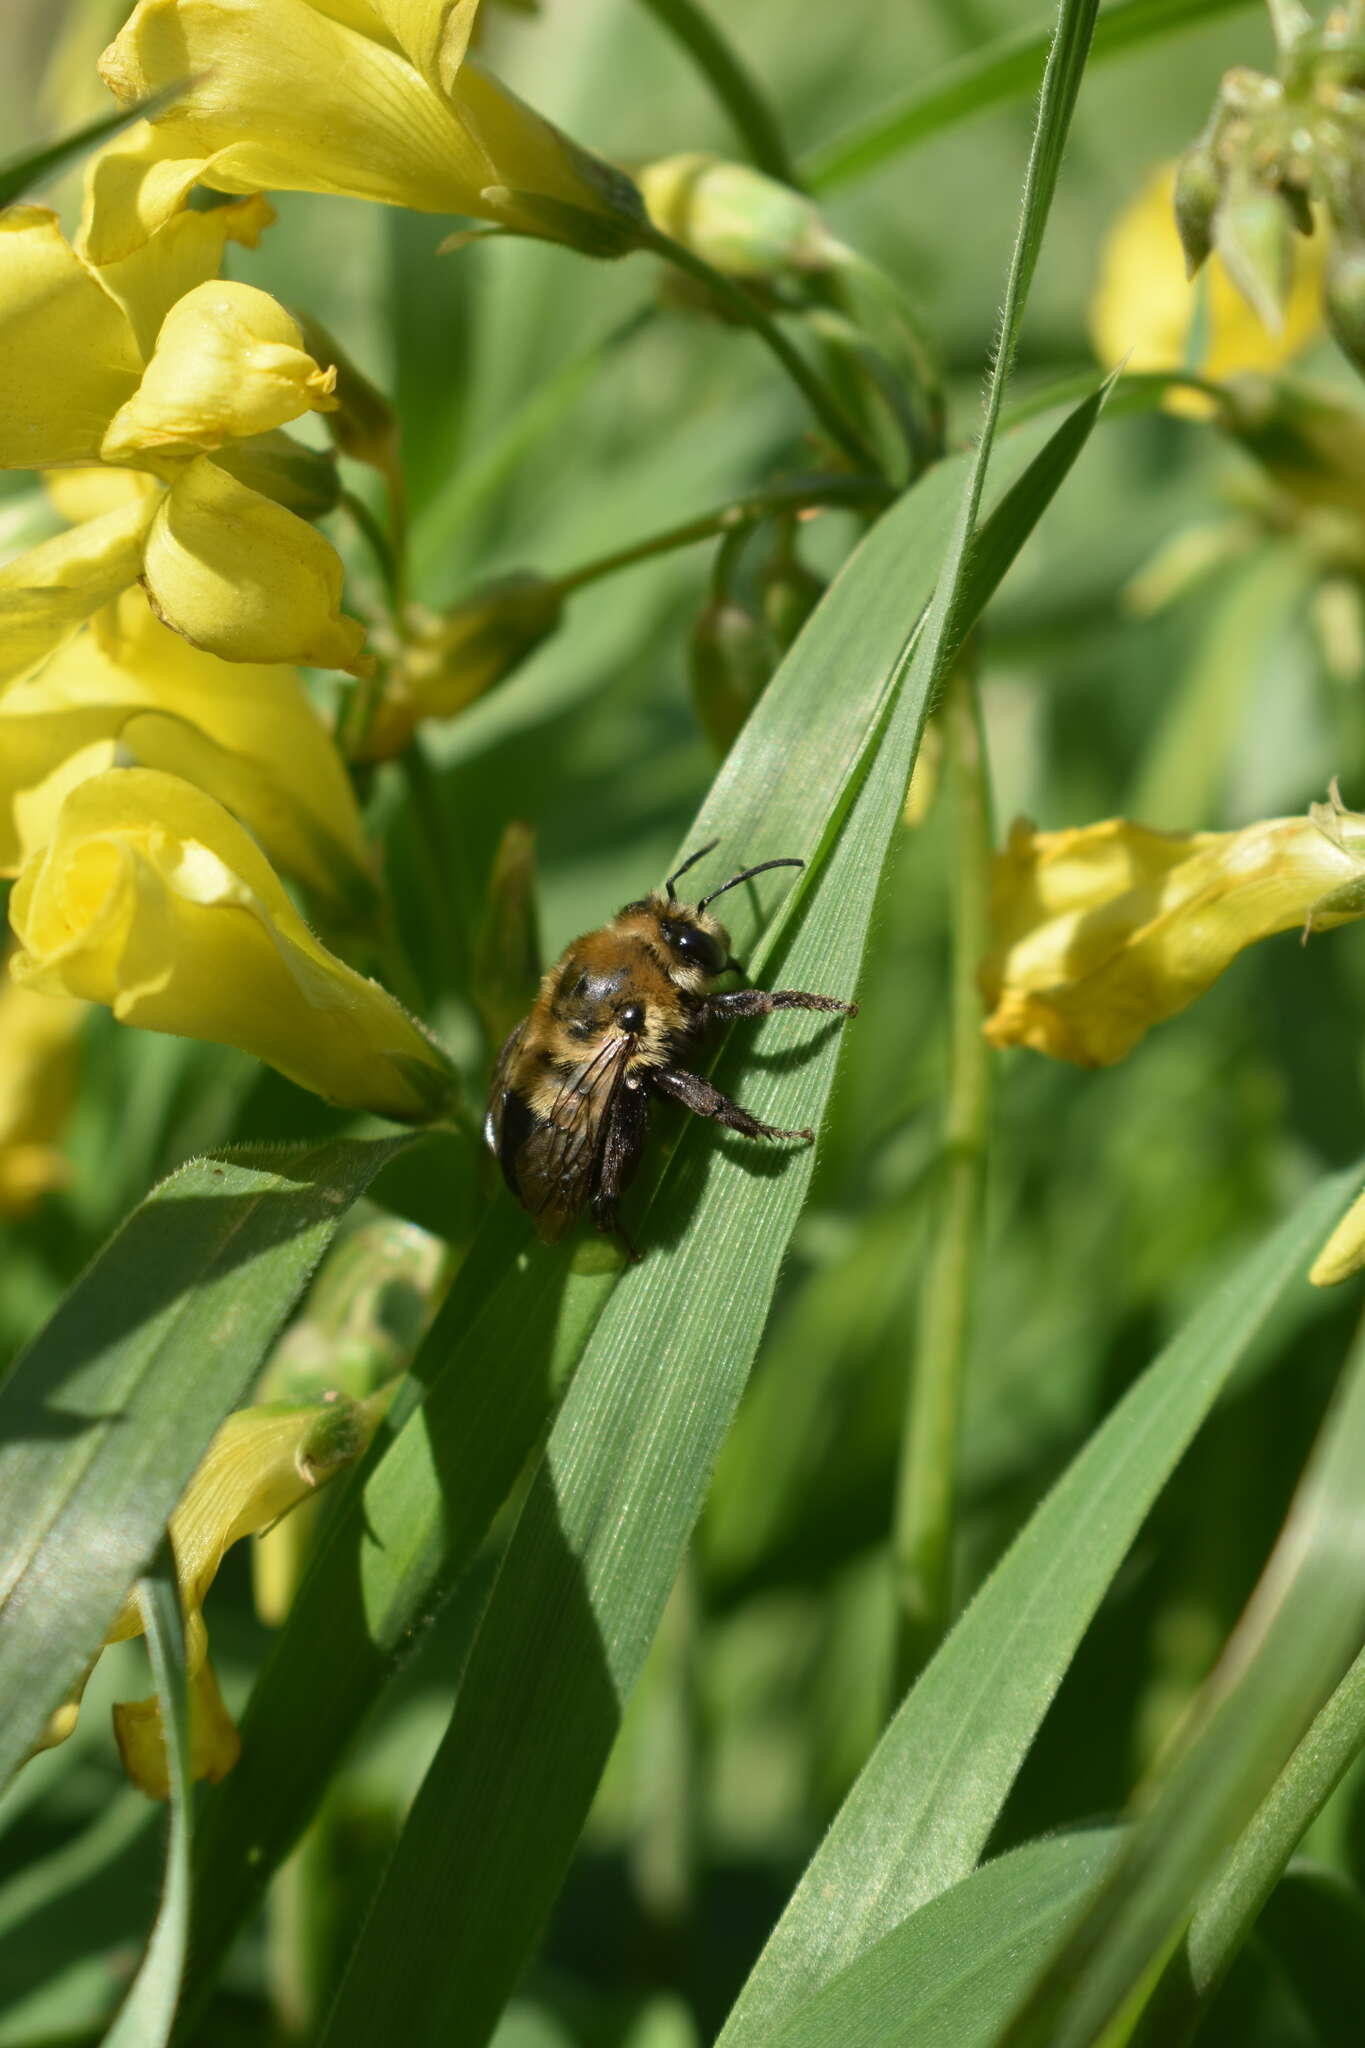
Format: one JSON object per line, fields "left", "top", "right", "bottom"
{"left": 689, "top": 589, "right": 776, "bottom": 757}
{"left": 762, "top": 538, "right": 824, "bottom": 653}
{"left": 474, "top": 818, "right": 541, "bottom": 1049}
{"left": 1214, "top": 166, "right": 1294, "bottom": 332}
{"left": 357, "top": 574, "right": 563, "bottom": 762}
{"left": 208, "top": 430, "right": 341, "bottom": 521}
{"left": 1325, "top": 231, "right": 1365, "bottom": 376}
{"left": 295, "top": 311, "right": 400, "bottom": 474}
{"left": 1219, "top": 373, "right": 1365, "bottom": 519}
{"left": 639, "top": 153, "right": 843, "bottom": 282}
{"left": 1173, "top": 138, "right": 1223, "bottom": 278}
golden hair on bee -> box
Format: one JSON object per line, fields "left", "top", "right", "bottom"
{"left": 485, "top": 842, "right": 857, "bottom": 1253}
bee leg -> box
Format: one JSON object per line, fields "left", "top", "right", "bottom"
{"left": 593, "top": 1079, "right": 648, "bottom": 1260}
{"left": 651, "top": 1065, "right": 814, "bottom": 1143}
{"left": 704, "top": 989, "right": 858, "bottom": 1023}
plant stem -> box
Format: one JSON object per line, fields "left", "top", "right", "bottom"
{"left": 550, "top": 472, "right": 891, "bottom": 598}
{"left": 637, "top": 222, "right": 885, "bottom": 474}
{"left": 340, "top": 488, "right": 401, "bottom": 619}
{"left": 633, "top": 0, "right": 801, "bottom": 184}
{"left": 891, "top": 663, "right": 994, "bottom": 1698}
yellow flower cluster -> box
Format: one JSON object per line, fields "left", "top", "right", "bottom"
{"left": 4, "top": 0, "right": 653, "bottom": 1138}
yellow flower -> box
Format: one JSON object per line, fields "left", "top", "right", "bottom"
{"left": 9, "top": 768, "right": 457, "bottom": 1120}
{"left": 0, "top": 200, "right": 366, "bottom": 673}
{"left": 1310, "top": 1188, "right": 1365, "bottom": 1287}
{"left": 87, "top": 0, "right": 644, "bottom": 264}
{"left": 1091, "top": 163, "right": 1322, "bottom": 406}
{"left": 0, "top": 588, "right": 375, "bottom": 917}
{"left": 37, "top": 1389, "right": 389, "bottom": 1797}
{"left": 0, "top": 969, "right": 85, "bottom": 1217}
{"left": 980, "top": 793, "right": 1365, "bottom": 1068}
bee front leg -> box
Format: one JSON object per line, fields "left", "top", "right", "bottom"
{"left": 650, "top": 1065, "right": 814, "bottom": 1143}
{"left": 704, "top": 989, "right": 858, "bottom": 1024}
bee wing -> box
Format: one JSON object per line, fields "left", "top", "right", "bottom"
{"left": 485, "top": 1021, "right": 527, "bottom": 1156}
{"left": 517, "top": 1035, "right": 633, "bottom": 1243}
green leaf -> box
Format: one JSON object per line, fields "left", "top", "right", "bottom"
{"left": 764, "top": 1831, "right": 1123, "bottom": 2048}
{"left": 717, "top": 1162, "right": 1363, "bottom": 2046}
{"left": 802, "top": 0, "right": 1254, "bottom": 191}
{"left": 315, "top": 218, "right": 1105, "bottom": 2048}
{"left": 0, "top": 89, "right": 185, "bottom": 209}
{"left": 180, "top": 387, "right": 1109, "bottom": 2028}
{"left": 0, "top": 1136, "right": 412, "bottom": 1790}
{"left": 103, "top": 1543, "right": 189, "bottom": 2048}
{"left": 1005, "top": 1288, "right": 1365, "bottom": 2046}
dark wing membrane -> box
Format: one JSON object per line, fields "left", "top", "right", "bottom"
{"left": 515, "top": 1035, "right": 633, "bottom": 1243}
{"left": 485, "top": 1022, "right": 527, "bottom": 1159}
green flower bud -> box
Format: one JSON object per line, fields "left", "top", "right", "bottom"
{"left": 1214, "top": 166, "right": 1295, "bottom": 331}
{"left": 689, "top": 589, "right": 776, "bottom": 757}
{"left": 1173, "top": 139, "right": 1224, "bottom": 277}
{"left": 640, "top": 153, "right": 843, "bottom": 282}
{"left": 1326, "top": 231, "right": 1365, "bottom": 376}
{"left": 209, "top": 428, "right": 341, "bottom": 520}
{"left": 762, "top": 536, "right": 824, "bottom": 652}
{"left": 295, "top": 311, "right": 399, "bottom": 473}
{"left": 474, "top": 818, "right": 542, "bottom": 1049}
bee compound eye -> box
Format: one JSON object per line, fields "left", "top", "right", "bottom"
{"left": 619, "top": 1001, "right": 646, "bottom": 1035}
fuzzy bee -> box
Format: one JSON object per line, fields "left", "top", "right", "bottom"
{"left": 484, "top": 842, "right": 857, "bottom": 1249}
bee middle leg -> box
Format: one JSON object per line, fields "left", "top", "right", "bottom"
{"left": 651, "top": 1064, "right": 813, "bottom": 1143}
{"left": 704, "top": 989, "right": 858, "bottom": 1023}
{"left": 592, "top": 1078, "right": 648, "bottom": 1258}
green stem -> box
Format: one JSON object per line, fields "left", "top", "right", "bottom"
{"left": 891, "top": 664, "right": 994, "bottom": 1697}
{"left": 340, "top": 488, "right": 401, "bottom": 618}
{"left": 633, "top": 0, "right": 801, "bottom": 185}
{"left": 637, "top": 221, "right": 885, "bottom": 474}
{"left": 550, "top": 472, "right": 891, "bottom": 598}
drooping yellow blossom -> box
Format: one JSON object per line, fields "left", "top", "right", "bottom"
{"left": 1090, "top": 163, "right": 1322, "bottom": 406}
{"left": 9, "top": 768, "right": 457, "bottom": 1121}
{"left": 36, "top": 1388, "right": 391, "bottom": 1797}
{"left": 980, "top": 791, "right": 1365, "bottom": 1068}
{"left": 0, "top": 970, "right": 85, "bottom": 1217}
{"left": 86, "top": 0, "right": 644, "bottom": 265}
{"left": 0, "top": 199, "right": 366, "bottom": 673}
{"left": 0, "top": 589, "right": 374, "bottom": 916}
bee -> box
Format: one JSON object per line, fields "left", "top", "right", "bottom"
{"left": 485, "top": 842, "right": 857, "bottom": 1249}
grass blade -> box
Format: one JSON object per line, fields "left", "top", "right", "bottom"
{"left": 765, "top": 1831, "right": 1123, "bottom": 2048}
{"left": 0, "top": 89, "right": 184, "bottom": 208}
{"left": 717, "top": 1162, "right": 1363, "bottom": 2045}
{"left": 0, "top": 1135, "right": 412, "bottom": 1788}
{"left": 803, "top": 0, "right": 1253, "bottom": 192}
{"left": 1004, "top": 1300, "right": 1365, "bottom": 2047}
{"left": 103, "top": 1542, "right": 189, "bottom": 2048}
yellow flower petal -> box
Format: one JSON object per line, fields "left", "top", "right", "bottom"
{"left": 0, "top": 497, "right": 154, "bottom": 691}
{"left": 43, "top": 465, "right": 160, "bottom": 524}
{"left": 101, "top": 281, "right": 338, "bottom": 468}
{"left": 94, "top": 0, "right": 641, "bottom": 256}
{"left": 1310, "top": 1185, "right": 1365, "bottom": 1286}
{"left": 0, "top": 968, "right": 84, "bottom": 1217}
{"left": 0, "top": 590, "right": 373, "bottom": 910}
{"left": 9, "top": 767, "right": 455, "bottom": 1118}
{"left": 113, "top": 1639, "right": 240, "bottom": 1799}
{"left": 0, "top": 207, "right": 141, "bottom": 468}
{"left": 88, "top": 191, "right": 275, "bottom": 359}
{"left": 981, "top": 803, "right": 1365, "bottom": 1067}
{"left": 1090, "top": 163, "right": 1322, "bottom": 412}
{"left": 142, "top": 455, "right": 369, "bottom": 673}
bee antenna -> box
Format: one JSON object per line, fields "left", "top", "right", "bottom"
{"left": 665, "top": 838, "right": 720, "bottom": 903}
{"left": 696, "top": 857, "right": 804, "bottom": 913}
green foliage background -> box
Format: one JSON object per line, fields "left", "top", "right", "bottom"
{"left": 6, "top": 1, "right": 1365, "bottom": 2044}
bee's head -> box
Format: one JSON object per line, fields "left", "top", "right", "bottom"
{"left": 651, "top": 842, "right": 806, "bottom": 982}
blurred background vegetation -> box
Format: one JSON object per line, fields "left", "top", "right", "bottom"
{"left": 5, "top": 1, "right": 1365, "bottom": 2043}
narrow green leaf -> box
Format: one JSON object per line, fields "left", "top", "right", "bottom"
{"left": 0, "top": 88, "right": 184, "bottom": 209}
{"left": 718, "top": 1163, "right": 1363, "bottom": 2046}
{"left": 316, "top": 357, "right": 1104, "bottom": 2048}
{"left": 0, "top": 1135, "right": 412, "bottom": 1788}
{"left": 803, "top": 0, "right": 1254, "bottom": 192}
{"left": 765, "top": 1831, "right": 1123, "bottom": 2048}
{"left": 179, "top": 389, "right": 1107, "bottom": 2028}
{"left": 103, "top": 1542, "right": 189, "bottom": 2048}
{"left": 1253, "top": 1867, "right": 1365, "bottom": 2046}
{"left": 1005, "top": 1298, "right": 1365, "bottom": 2046}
